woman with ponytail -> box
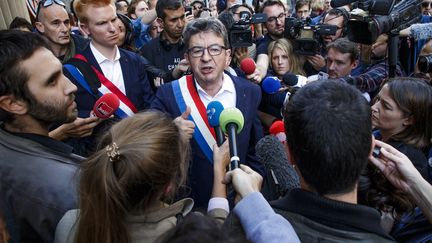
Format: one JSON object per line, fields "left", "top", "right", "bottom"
{"left": 54, "top": 111, "right": 191, "bottom": 243}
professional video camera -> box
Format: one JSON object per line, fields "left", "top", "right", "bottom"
{"left": 344, "top": 0, "right": 422, "bottom": 44}
{"left": 284, "top": 17, "right": 337, "bottom": 56}
{"left": 230, "top": 12, "right": 267, "bottom": 48}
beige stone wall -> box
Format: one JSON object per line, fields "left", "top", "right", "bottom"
{"left": 0, "top": 0, "right": 31, "bottom": 30}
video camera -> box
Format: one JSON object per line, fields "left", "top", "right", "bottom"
{"left": 345, "top": 0, "right": 422, "bottom": 44}
{"left": 230, "top": 12, "right": 267, "bottom": 48}
{"left": 284, "top": 17, "right": 337, "bottom": 56}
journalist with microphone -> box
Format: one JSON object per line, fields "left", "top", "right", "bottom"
{"left": 151, "top": 18, "right": 264, "bottom": 209}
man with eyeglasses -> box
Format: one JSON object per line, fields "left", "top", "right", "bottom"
{"left": 253, "top": 0, "right": 286, "bottom": 84}
{"left": 35, "top": 0, "right": 89, "bottom": 63}
{"left": 151, "top": 18, "right": 265, "bottom": 210}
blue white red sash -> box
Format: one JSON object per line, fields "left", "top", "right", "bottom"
{"left": 172, "top": 75, "right": 216, "bottom": 163}
{"left": 64, "top": 54, "right": 137, "bottom": 119}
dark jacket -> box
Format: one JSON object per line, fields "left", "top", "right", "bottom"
{"left": 0, "top": 127, "right": 82, "bottom": 243}
{"left": 268, "top": 189, "right": 396, "bottom": 242}
{"left": 151, "top": 73, "right": 264, "bottom": 209}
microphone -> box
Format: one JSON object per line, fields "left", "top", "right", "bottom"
{"left": 282, "top": 72, "right": 298, "bottom": 86}
{"left": 92, "top": 93, "right": 120, "bottom": 119}
{"left": 240, "top": 57, "right": 256, "bottom": 75}
{"left": 206, "top": 101, "right": 225, "bottom": 146}
{"left": 330, "top": 0, "right": 355, "bottom": 8}
{"left": 261, "top": 76, "right": 281, "bottom": 94}
{"left": 269, "top": 120, "right": 286, "bottom": 144}
{"left": 219, "top": 107, "right": 244, "bottom": 170}
{"left": 256, "top": 135, "right": 300, "bottom": 200}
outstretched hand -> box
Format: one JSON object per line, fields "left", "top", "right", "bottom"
{"left": 369, "top": 140, "right": 423, "bottom": 193}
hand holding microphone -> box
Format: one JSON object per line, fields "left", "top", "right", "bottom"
{"left": 240, "top": 57, "right": 263, "bottom": 84}
{"left": 91, "top": 93, "right": 120, "bottom": 119}
{"left": 219, "top": 107, "right": 244, "bottom": 170}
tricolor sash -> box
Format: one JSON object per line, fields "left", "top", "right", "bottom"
{"left": 64, "top": 54, "right": 137, "bottom": 119}
{"left": 172, "top": 75, "right": 217, "bottom": 163}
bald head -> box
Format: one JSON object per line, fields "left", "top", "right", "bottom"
{"left": 35, "top": 4, "right": 71, "bottom": 48}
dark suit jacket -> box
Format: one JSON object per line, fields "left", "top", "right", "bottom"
{"left": 65, "top": 44, "right": 154, "bottom": 118}
{"left": 151, "top": 73, "right": 265, "bottom": 209}
{"left": 63, "top": 45, "right": 154, "bottom": 156}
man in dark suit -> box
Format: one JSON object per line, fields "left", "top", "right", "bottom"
{"left": 63, "top": 0, "right": 154, "bottom": 156}
{"left": 151, "top": 18, "right": 265, "bottom": 209}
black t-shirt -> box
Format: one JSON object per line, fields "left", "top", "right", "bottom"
{"left": 139, "top": 34, "right": 187, "bottom": 88}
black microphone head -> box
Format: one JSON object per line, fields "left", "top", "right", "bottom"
{"left": 256, "top": 135, "right": 300, "bottom": 196}
{"left": 282, "top": 72, "right": 298, "bottom": 86}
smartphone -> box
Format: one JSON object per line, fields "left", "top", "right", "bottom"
{"left": 185, "top": 6, "right": 192, "bottom": 16}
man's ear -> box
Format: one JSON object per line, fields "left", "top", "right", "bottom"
{"left": 225, "top": 48, "right": 232, "bottom": 67}
{"left": 35, "top": 22, "right": 45, "bottom": 34}
{"left": 79, "top": 22, "right": 91, "bottom": 37}
{"left": 0, "top": 96, "right": 28, "bottom": 116}
{"left": 351, "top": 59, "right": 359, "bottom": 70}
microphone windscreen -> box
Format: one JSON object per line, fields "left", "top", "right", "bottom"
{"left": 219, "top": 107, "right": 244, "bottom": 134}
{"left": 206, "top": 101, "right": 224, "bottom": 127}
{"left": 256, "top": 135, "right": 300, "bottom": 194}
{"left": 93, "top": 93, "right": 120, "bottom": 119}
{"left": 282, "top": 72, "right": 298, "bottom": 86}
{"left": 261, "top": 76, "right": 281, "bottom": 94}
{"left": 269, "top": 120, "right": 285, "bottom": 135}
{"left": 240, "top": 57, "right": 256, "bottom": 75}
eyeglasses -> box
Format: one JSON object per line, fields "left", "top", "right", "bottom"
{"left": 267, "top": 13, "right": 286, "bottom": 24}
{"left": 422, "top": 1, "right": 432, "bottom": 7}
{"left": 36, "top": 0, "right": 66, "bottom": 20}
{"left": 187, "top": 44, "right": 227, "bottom": 58}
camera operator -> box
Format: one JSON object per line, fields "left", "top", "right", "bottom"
{"left": 415, "top": 38, "right": 432, "bottom": 81}
{"left": 253, "top": 0, "right": 287, "bottom": 83}
{"left": 338, "top": 34, "right": 405, "bottom": 99}
{"left": 303, "top": 7, "right": 350, "bottom": 76}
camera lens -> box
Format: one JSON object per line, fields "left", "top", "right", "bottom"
{"left": 418, "top": 55, "right": 432, "bottom": 73}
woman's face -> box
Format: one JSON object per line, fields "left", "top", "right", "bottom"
{"left": 371, "top": 85, "right": 411, "bottom": 136}
{"left": 271, "top": 47, "right": 291, "bottom": 77}
{"left": 116, "top": 19, "right": 126, "bottom": 46}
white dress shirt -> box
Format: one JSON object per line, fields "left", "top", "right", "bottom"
{"left": 90, "top": 43, "right": 126, "bottom": 95}
{"left": 195, "top": 73, "right": 237, "bottom": 109}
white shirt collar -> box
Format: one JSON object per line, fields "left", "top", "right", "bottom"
{"left": 195, "top": 73, "right": 235, "bottom": 98}
{"left": 90, "top": 42, "right": 121, "bottom": 64}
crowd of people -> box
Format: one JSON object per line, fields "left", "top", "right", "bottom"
{"left": 1, "top": 0, "right": 432, "bottom": 242}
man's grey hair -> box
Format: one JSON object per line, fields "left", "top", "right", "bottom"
{"left": 183, "top": 17, "right": 230, "bottom": 49}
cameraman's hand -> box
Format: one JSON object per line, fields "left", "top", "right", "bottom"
{"left": 307, "top": 54, "right": 326, "bottom": 71}
{"left": 223, "top": 164, "right": 263, "bottom": 199}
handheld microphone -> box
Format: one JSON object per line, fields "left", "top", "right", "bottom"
{"left": 256, "top": 135, "right": 300, "bottom": 200}
{"left": 282, "top": 72, "right": 298, "bottom": 86}
{"left": 240, "top": 57, "right": 256, "bottom": 75}
{"left": 206, "top": 101, "right": 225, "bottom": 146}
{"left": 219, "top": 107, "right": 244, "bottom": 170}
{"left": 261, "top": 76, "right": 281, "bottom": 94}
{"left": 269, "top": 120, "right": 286, "bottom": 144}
{"left": 92, "top": 93, "right": 120, "bottom": 119}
